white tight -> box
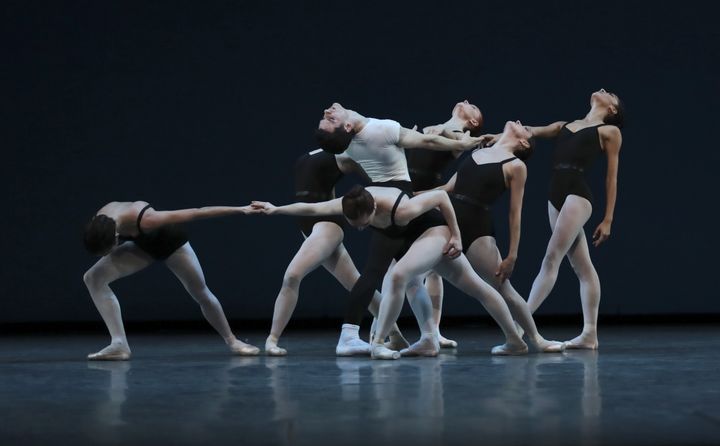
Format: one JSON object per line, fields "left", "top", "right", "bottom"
{"left": 83, "top": 242, "right": 238, "bottom": 346}
{"left": 527, "top": 197, "right": 601, "bottom": 337}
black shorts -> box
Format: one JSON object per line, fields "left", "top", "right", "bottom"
{"left": 297, "top": 215, "right": 346, "bottom": 237}
{"left": 132, "top": 225, "right": 189, "bottom": 260}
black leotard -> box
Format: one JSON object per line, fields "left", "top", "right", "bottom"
{"left": 374, "top": 190, "right": 447, "bottom": 258}
{"left": 549, "top": 123, "right": 607, "bottom": 211}
{"left": 119, "top": 205, "right": 189, "bottom": 260}
{"left": 294, "top": 149, "right": 346, "bottom": 236}
{"left": 406, "top": 149, "right": 456, "bottom": 191}
{"left": 450, "top": 154, "right": 517, "bottom": 252}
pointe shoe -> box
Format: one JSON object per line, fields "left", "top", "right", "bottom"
{"left": 563, "top": 339, "right": 599, "bottom": 350}
{"left": 438, "top": 335, "right": 458, "bottom": 349}
{"left": 371, "top": 343, "right": 401, "bottom": 360}
{"left": 230, "top": 342, "right": 261, "bottom": 356}
{"left": 530, "top": 338, "right": 566, "bottom": 353}
{"left": 491, "top": 342, "right": 529, "bottom": 356}
{"left": 265, "top": 345, "right": 288, "bottom": 356}
{"left": 400, "top": 335, "right": 440, "bottom": 357}
{"left": 87, "top": 346, "right": 131, "bottom": 361}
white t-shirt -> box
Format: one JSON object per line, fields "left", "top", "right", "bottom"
{"left": 342, "top": 118, "right": 411, "bottom": 182}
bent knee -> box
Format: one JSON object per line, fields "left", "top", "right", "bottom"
{"left": 282, "top": 271, "right": 303, "bottom": 290}
{"left": 83, "top": 267, "right": 113, "bottom": 287}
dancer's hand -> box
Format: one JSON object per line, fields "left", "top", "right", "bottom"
{"left": 443, "top": 235, "right": 462, "bottom": 259}
{"left": 237, "top": 205, "right": 258, "bottom": 215}
{"left": 250, "top": 201, "right": 277, "bottom": 215}
{"left": 592, "top": 220, "right": 612, "bottom": 247}
{"left": 495, "top": 256, "right": 516, "bottom": 283}
{"left": 479, "top": 133, "right": 499, "bottom": 147}
{"left": 458, "top": 131, "right": 484, "bottom": 150}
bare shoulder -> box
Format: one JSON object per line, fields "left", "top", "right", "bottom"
{"left": 599, "top": 125, "right": 622, "bottom": 151}
{"left": 599, "top": 125, "right": 622, "bottom": 140}
{"left": 505, "top": 159, "right": 527, "bottom": 180}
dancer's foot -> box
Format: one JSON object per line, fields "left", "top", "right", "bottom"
{"left": 491, "top": 340, "right": 528, "bottom": 356}
{"left": 228, "top": 339, "right": 260, "bottom": 356}
{"left": 564, "top": 332, "right": 599, "bottom": 350}
{"left": 384, "top": 330, "right": 410, "bottom": 351}
{"left": 400, "top": 334, "right": 440, "bottom": 357}
{"left": 229, "top": 339, "right": 260, "bottom": 356}
{"left": 371, "top": 343, "right": 401, "bottom": 360}
{"left": 529, "top": 336, "right": 566, "bottom": 353}
{"left": 336, "top": 324, "right": 371, "bottom": 356}
{"left": 87, "top": 342, "right": 131, "bottom": 361}
{"left": 265, "top": 336, "right": 287, "bottom": 356}
{"left": 438, "top": 334, "right": 457, "bottom": 349}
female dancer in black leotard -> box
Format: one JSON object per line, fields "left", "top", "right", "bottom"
{"left": 485, "top": 89, "right": 623, "bottom": 349}
{"left": 251, "top": 186, "right": 528, "bottom": 359}
{"left": 435, "top": 120, "right": 564, "bottom": 353}
{"left": 264, "top": 149, "right": 408, "bottom": 356}
{"left": 406, "top": 99, "right": 483, "bottom": 349}
{"left": 82, "top": 202, "right": 260, "bottom": 360}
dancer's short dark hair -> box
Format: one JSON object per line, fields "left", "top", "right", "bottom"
{"left": 342, "top": 185, "right": 375, "bottom": 220}
{"left": 84, "top": 214, "right": 117, "bottom": 255}
{"left": 515, "top": 136, "right": 535, "bottom": 162}
{"left": 604, "top": 96, "right": 625, "bottom": 129}
{"left": 316, "top": 126, "right": 355, "bottom": 154}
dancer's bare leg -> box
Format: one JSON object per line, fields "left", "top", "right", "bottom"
{"left": 164, "top": 243, "right": 259, "bottom": 355}
{"left": 265, "top": 223, "right": 344, "bottom": 355}
{"left": 83, "top": 242, "right": 154, "bottom": 360}
{"left": 432, "top": 255, "right": 527, "bottom": 356}
{"left": 564, "top": 227, "right": 601, "bottom": 349}
{"left": 465, "top": 237, "right": 563, "bottom": 353}
{"left": 425, "top": 271, "right": 457, "bottom": 348}
{"left": 526, "top": 197, "right": 598, "bottom": 349}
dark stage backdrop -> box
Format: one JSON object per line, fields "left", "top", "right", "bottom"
{"left": 3, "top": 1, "right": 718, "bottom": 324}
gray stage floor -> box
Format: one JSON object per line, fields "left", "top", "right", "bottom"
{"left": 1, "top": 324, "right": 719, "bottom": 446}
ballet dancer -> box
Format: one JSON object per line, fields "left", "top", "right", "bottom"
{"left": 484, "top": 88, "right": 623, "bottom": 349}
{"left": 315, "top": 102, "right": 483, "bottom": 355}
{"left": 264, "top": 149, "right": 408, "bottom": 356}
{"left": 407, "top": 99, "right": 484, "bottom": 348}
{"left": 251, "top": 185, "right": 528, "bottom": 360}
{"left": 431, "top": 120, "right": 564, "bottom": 353}
{"left": 82, "top": 201, "right": 260, "bottom": 360}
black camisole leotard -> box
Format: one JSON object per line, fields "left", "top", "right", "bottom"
{"left": 549, "top": 123, "right": 607, "bottom": 211}
{"left": 374, "top": 190, "right": 446, "bottom": 259}
{"left": 119, "top": 204, "right": 189, "bottom": 260}
{"left": 450, "top": 154, "right": 517, "bottom": 252}
{"left": 294, "top": 149, "right": 346, "bottom": 236}
{"left": 406, "top": 149, "right": 456, "bottom": 191}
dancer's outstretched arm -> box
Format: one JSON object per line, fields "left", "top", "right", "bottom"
{"left": 250, "top": 198, "right": 343, "bottom": 217}
{"left": 398, "top": 127, "right": 482, "bottom": 152}
{"left": 480, "top": 121, "right": 566, "bottom": 146}
{"left": 140, "top": 205, "right": 254, "bottom": 230}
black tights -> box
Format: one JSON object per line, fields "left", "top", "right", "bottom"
{"left": 344, "top": 229, "right": 405, "bottom": 325}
